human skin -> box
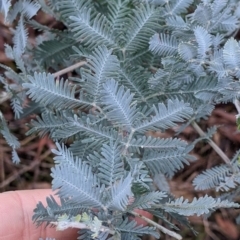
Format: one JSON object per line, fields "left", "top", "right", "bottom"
{"left": 0, "top": 189, "right": 152, "bottom": 240}
{"left": 0, "top": 189, "right": 78, "bottom": 240}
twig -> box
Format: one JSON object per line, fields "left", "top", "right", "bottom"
{"left": 191, "top": 121, "right": 231, "bottom": 165}
{"left": 53, "top": 61, "right": 87, "bottom": 78}
{"left": 129, "top": 210, "right": 182, "bottom": 240}
{"left": 234, "top": 99, "right": 240, "bottom": 117}
{"left": 123, "top": 128, "right": 135, "bottom": 155}
{"left": 0, "top": 149, "right": 51, "bottom": 189}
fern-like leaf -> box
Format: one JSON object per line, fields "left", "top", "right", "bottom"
{"left": 33, "top": 195, "right": 88, "bottom": 226}
{"left": 69, "top": 10, "right": 117, "bottom": 49}
{"left": 178, "top": 42, "right": 197, "bottom": 61}
{"left": 26, "top": 111, "right": 70, "bottom": 138}
{"left": 216, "top": 173, "right": 240, "bottom": 192}
{"left": 13, "top": 16, "right": 28, "bottom": 57}
{"left": 52, "top": 142, "right": 79, "bottom": 167}
{"left": 107, "top": 0, "right": 131, "bottom": 36}
{"left": 49, "top": 0, "right": 90, "bottom": 22}
{"left": 134, "top": 99, "right": 193, "bottom": 133}
{"left": 11, "top": 97, "right": 23, "bottom": 119}
{"left": 168, "top": 0, "right": 194, "bottom": 15}
{"left": 23, "top": 72, "right": 92, "bottom": 109}
{"left": 149, "top": 33, "right": 179, "bottom": 57}
{"left": 128, "top": 136, "right": 187, "bottom": 151}
{"left": 143, "top": 146, "right": 195, "bottom": 177}
{"left": 34, "top": 39, "right": 78, "bottom": 69}
{"left": 163, "top": 195, "right": 239, "bottom": 216}
{"left": 8, "top": 0, "right": 40, "bottom": 22}
{"left": 0, "top": 112, "right": 20, "bottom": 150}
{"left": 105, "top": 173, "right": 133, "bottom": 211}
{"left": 53, "top": 114, "right": 117, "bottom": 141}
{"left": 166, "top": 15, "right": 188, "bottom": 30}
{"left": 82, "top": 46, "right": 120, "bottom": 103}
{"left": 193, "top": 164, "right": 233, "bottom": 190}
{"left": 194, "top": 26, "right": 212, "bottom": 58}
{"left": 124, "top": 3, "right": 160, "bottom": 52}
{"left": 223, "top": 38, "right": 240, "bottom": 69}
{"left": 129, "top": 191, "right": 167, "bottom": 209}
{"left": 0, "top": 0, "right": 11, "bottom": 22}
{"left": 101, "top": 79, "right": 139, "bottom": 127}
{"left": 120, "top": 66, "right": 150, "bottom": 102}
{"left": 115, "top": 218, "right": 160, "bottom": 238}
{"left": 0, "top": 112, "right": 20, "bottom": 163}
{"left": 97, "top": 141, "right": 124, "bottom": 186}
{"left": 51, "top": 158, "right": 104, "bottom": 208}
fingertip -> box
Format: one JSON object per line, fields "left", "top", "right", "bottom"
{"left": 0, "top": 189, "right": 78, "bottom": 240}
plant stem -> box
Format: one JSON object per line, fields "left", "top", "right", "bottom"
{"left": 191, "top": 121, "right": 231, "bottom": 165}
{"left": 234, "top": 99, "right": 240, "bottom": 117}
{"left": 123, "top": 128, "right": 135, "bottom": 155}
{"left": 129, "top": 211, "right": 182, "bottom": 240}
{"left": 53, "top": 61, "right": 87, "bottom": 78}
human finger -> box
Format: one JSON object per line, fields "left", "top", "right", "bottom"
{"left": 0, "top": 189, "right": 78, "bottom": 240}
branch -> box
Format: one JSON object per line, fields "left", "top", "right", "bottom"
{"left": 53, "top": 61, "right": 87, "bottom": 78}
{"left": 129, "top": 211, "right": 182, "bottom": 240}
{"left": 191, "top": 121, "right": 231, "bottom": 165}
{"left": 123, "top": 128, "right": 135, "bottom": 155}
{"left": 234, "top": 99, "right": 240, "bottom": 117}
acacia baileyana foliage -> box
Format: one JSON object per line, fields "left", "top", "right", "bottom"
{"left": 1, "top": 0, "right": 240, "bottom": 239}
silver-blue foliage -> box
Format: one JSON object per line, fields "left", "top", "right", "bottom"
{"left": 1, "top": 0, "right": 240, "bottom": 239}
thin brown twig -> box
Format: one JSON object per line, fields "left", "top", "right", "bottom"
{"left": 0, "top": 149, "right": 51, "bottom": 189}
{"left": 234, "top": 99, "right": 240, "bottom": 117}
{"left": 129, "top": 211, "right": 182, "bottom": 240}
{"left": 53, "top": 61, "right": 87, "bottom": 78}
{"left": 191, "top": 121, "right": 231, "bottom": 165}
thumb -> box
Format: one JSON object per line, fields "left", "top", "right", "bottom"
{"left": 0, "top": 189, "right": 78, "bottom": 240}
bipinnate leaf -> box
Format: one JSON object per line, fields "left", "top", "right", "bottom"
{"left": 51, "top": 157, "right": 105, "bottom": 209}
{"left": 115, "top": 218, "right": 160, "bottom": 238}
{"left": 223, "top": 38, "right": 240, "bottom": 69}
{"left": 0, "top": 0, "right": 11, "bottom": 22}
{"left": 101, "top": 79, "right": 139, "bottom": 127}
{"left": 97, "top": 141, "right": 124, "bottom": 186}
{"left": 13, "top": 16, "right": 28, "bottom": 57}
{"left": 134, "top": 99, "right": 193, "bottom": 133}
{"left": 149, "top": 33, "right": 178, "bottom": 56}
{"left": 23, "top": 72, "right": 91, "bottom": 109}
{"left": 106, "top": 173, "right": 133, "bottom": 211}
{"left": 194, "top": 26, "right": 212, "bottom": 58}
{"left": 163, "top": 195, "right": 239, "bottom": 216}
